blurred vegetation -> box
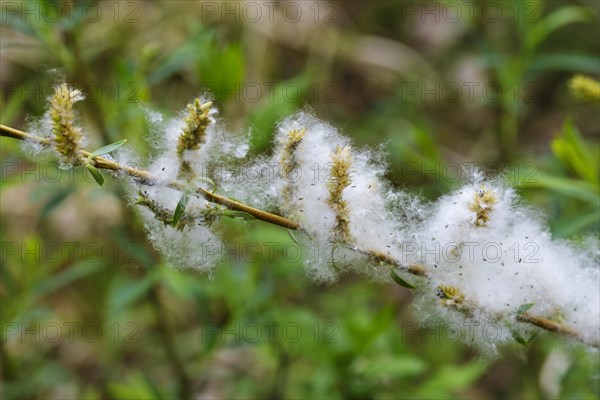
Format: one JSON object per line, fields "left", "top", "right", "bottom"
{"left": 1, "top": 1, "right": 599, "bottom": 399}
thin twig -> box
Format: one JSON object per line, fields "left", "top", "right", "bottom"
{"left": 517, "top": 312, "right": 599, "bottom": 348}
{"left": 1, "top": 123, "right": 597, "bottom": 349}
{"left": 148, "top": 284, "right": 192, "bottom": 399}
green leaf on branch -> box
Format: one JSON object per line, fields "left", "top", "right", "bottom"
{"left": 86, "top": 164, "right": 104, "bottom": 186}
{"left": 222, "top": 210, "right": 255, "bottom": 221}
{"left": 172, "top": 193, "right": 189, "bottom": 227}
{"left": 288, "top": 229, "right": 300, "bottom": 244}
{"left": 195, "top": 175, "right": 217, "bottom": 192}
{"left": 390, "top": 268, "right": 415, "bottom": 289}
{"left": 511, "top": 328, "right": 538, "bottom": 346}
{"left": 89, "top": 139, "right": 128, "bottom": 157}
{"left": 513, "top": 332, "right": 527, "bottom": 346}
{"left": 517, "top": 303, "right": 535, "bottom": 315}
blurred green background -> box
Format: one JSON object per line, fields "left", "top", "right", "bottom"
{"left": 1, "top": 1, "right": 599, "bottom": 399}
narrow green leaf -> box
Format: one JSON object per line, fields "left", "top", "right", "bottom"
{"left": 41, "top": 187, "right": 74, "bottom": 217}
{"left": 108, "top": 272, "right": 158, "bottom": 313}
{"left": 86, "top": 164, "right": 104, "bottom": 186}
{"left": 416, "top": 362, "right": 488, "bottom": 398}
{"left": 539, "top": 6, "right": 592, "bottom": 37}
{"left": 554, "top": 208, "right": 600, "bottom": 237}
{"left": 390, "top": 269, "right": 415, "bottom": 289}
{"left": 172, "top": 193, "right": 189, "bottom": 227}
{"left": 222, "top": 210, "right": 255, "bottom": 221}
{"left": 288, "top": 229, "right": 300, "bottom": 244}
{"left": 108, "top": 372, "right": 164, "bottom": 400}
{"left": 0, "top": 84, "right": 27, "bottom": 125}
{"left": 195, "top": 175, "right": 216, "bottom": 191}
{"left": 517, "top": 303, "right": 535, "bottom": 315}
{"left": 512, "top": 330, "right": 528, "bottom": 346}
{"left": 530, "top": 54, "right": 600, "bottom": 73}
{"left": 517, "top": 172, "right": 599, "bottom": 205}
{"left": 551, "top": 119, "right": 599, "bottom": 185}
{"left": 89, "top": 139, "right": 128, "bottom": 157}
{"left": 525, "top": 6, "right": 592, "bottom": 52}
{"left": 527, "top": 329, "right": 540, "bottom": 344}
{"left": 32, "top": 261, "right": 102, "bottom": 301}
{"left": 511, "top": 325, "right": 538, "bottom": 346}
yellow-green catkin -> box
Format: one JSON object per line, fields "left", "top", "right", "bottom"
{"left": 436, "top": 285, "right": 465, "bottom": 307}
{"left": 469, "top": 186, "right": 497, "bottom": 227}
{"left": 279, "top": 128, "right": 306, "bottom": 211}
{"left": 134, "top": 191, "right": 172, "bottom": 224}
{"left": 135, "top": 191, "right": 194, "bottom": 230}
{"left": 177, "top": 98, "right": 213, "bottom": 179}
{"left": 49, "top": 83, "right": 84, "bottom": 166}
{"left": 328, "top": 145, "right": 352, "bottom": 241}
{"left": 568, "top": 75, "right": 600, "bottom": 102}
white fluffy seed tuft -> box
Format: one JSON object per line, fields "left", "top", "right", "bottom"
{"left": 52, "top": 93, "right": 597, "bottom": 354}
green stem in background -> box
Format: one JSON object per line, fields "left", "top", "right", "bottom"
{"left": 516, "top": 312, "right": 595, "bottom": 346}
{"left": 121, "top": 189, "right": 194, "bottom": 399}
{"left": 148, "top": 284, "right": 192, "bottom": 399}
{"left": 1, "top": 123, "right": 194, "bottom": 397}
{"left": 499, "top": 99, "right": 519, "bottom": 163}
{"left": 1, "top": 124, "right": 597, "bottom": 349}
{"left": 0, "top": 340, "right": 17, "bottom": 382}
{"left": 63, "top": 29, "right": 112, "bottom": 145}
{"left": 494, "top": 59, "right": 525, "bottom": 164}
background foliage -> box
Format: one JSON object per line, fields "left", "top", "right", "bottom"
{"left": 1, "top": 1, "right": 599, "bottom": 399}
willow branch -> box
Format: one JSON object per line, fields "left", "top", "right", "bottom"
{"left": 517, "top": 312, "right": 599, "bottom": 348}
{"left": 1, "top": 124, "right": 596, "bottom": 349}
{"left": 0, "top": 124, "right": 297, "bottom": 230}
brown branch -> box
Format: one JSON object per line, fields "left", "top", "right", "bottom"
{"left": 355, "top": 247, "right": 427, "bottom": 276}
{"left": 0, "top": 124, "right": 299, "bottom": 230}
{"left": 517, "top": 312, "right": 599, "bottom": 348}
{"left": 1, "top": 123, "right": 597, "bottom": 349}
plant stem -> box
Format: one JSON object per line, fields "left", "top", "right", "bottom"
{"left": 516, "top": 312, "right": 599, "bottom": 348}
{"left": 0, "top": 125, "right": 298, "bottom": 230}
{"left": 148, "top": 284, "right": 192, "bottom": 399}
{"left": 1, "top": 123, "right": 597, "bottom": 349}
{"left": 0, "top": 340, "right": 16, "bottom": 382}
